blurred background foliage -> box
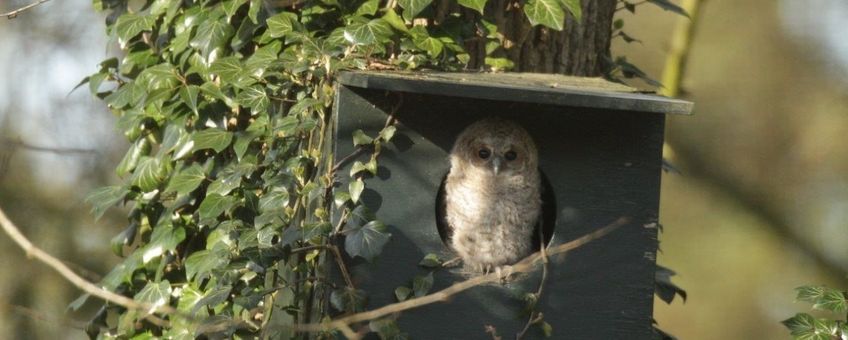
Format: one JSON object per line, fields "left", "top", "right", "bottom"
{"left": 0, "top": 0, "right": 846, "bottom": 338}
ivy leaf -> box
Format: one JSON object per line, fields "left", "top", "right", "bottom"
{"left": 185, "top": 249, "right": 228, "bottom": 281}
{"left": 352, "top": 129, "right": 373, "bottom": 146}
{"left": 524, "top": 0, "right": 565, "bottom": 31}
{"left": 330, "top": 288, "right": 366, "bottom": 313}
{"left": 815, "top": 290, "right": 848, "bottom": 313}
{"left": 190, "top": 16, "right": 235, "bottom": 59}
{"left": 354, "top": 0, "right": 380, "bottom": 17}
{"left": 781, "top": 313, "right": 835, "bottom": 340}
{"left": 398, "top": 0, "right": 432, "bottom": 21}
{"left": 418, "top": 253, "right": 442, "bottom": 268}
{"left": 646, "top": 0, "right": 689, "bottom": 17}
{"left": 209, "top": 56, "right": 245, "bottom": 84}
{"left": 394, "top": 286, "right": 412, "bottom": 302}
{"left": 411, "top": 27, "right": 443, "bottom": 57}
{"left": 559, "top": 0, "right": 582, "bottom": 21}
{"left": 192, "top": 129, "right": 234, "bottom": 153}
{"left": 344, "top": 18, "right": 393, "bottom": 46}
{"left": 132, "top": 156, "right": 168, "bottom": 192}
{"left": 369, "top": 319, "right": 406, "bottom": 339}
{"left": 237, "top": 85, "right": 270, "bottom": 114}
{"left": 334, "top": 191, "right": 351, "bottom": 208}
{"left": 115, "top": 13, "right": 156, "bottom": 45}
{"left": 457, "top": 0, "right": 487, "bottom": 14}
{"left": 198, "top": 193, "right": 237, "bottom": 222}
{"left": 179, "top": 85, "right": 200, "bottom": 114}
{"left": 795, "top": 285, "right": 826, "bottom": 303}
{"left": 349, "top": 179, "right": 365, "bottom": 203}
{"left": 141, "top": 225, "right": 186, "bottom": 263}
{"left": 116, "top": 138, "right": 150, "bottom": 177}
{"left": 344, "top": 220, "right": 391, "bottom": 262}
{"left": 86, "top": 186, "right": 130, "bottom": 221}
{"left": 137, "top": 64, "right": 179, "bottom": 91}
{"left": 655, "top": 265, "right": 686, "bottom": 304}
{"left": 381, "top": 9, "right": 409, "bottom": 33}
{"left": 134, "top": 280, "right": 172, "bottom": 314}
{"left": 412, "top": 272, "right": 434, "bottom": 297}
{"left": 221, "top": 0, "right": 247, "bottom": 19}
{"left": 266, "top": 12, "right": 299, "bottom": 38}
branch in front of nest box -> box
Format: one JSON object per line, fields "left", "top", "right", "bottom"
{"left": 293, "top": 217, "right": 631, "bottom": 339}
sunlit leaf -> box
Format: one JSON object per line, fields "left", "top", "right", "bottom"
{"left": 192, "top": 129, "right": 233, "bottom": 153}
{"left": 115, "top": 13, "right": 156, "bottom": 45}
{"left": 344, "top": 18, "right": 393, "bottom": 46}
{"left": 185, "top": 249, "right": 228, "bottom": 281}
{"left": 398, "top": 0, "right": 432, "bottom": 21}
{"left": 86, "top": 186, "right": 130, "bottom": 221}
{"left": 457, "top": 0, "right": 487, "bottom": 14}
{"left": 198, "top": 193, "right": 237, "bottom": 221}
{"left": 134, "top": 280, "right": 172, "bottom": 313}
{"left": 524, "top": 0, "right": 565, "bottom": 31}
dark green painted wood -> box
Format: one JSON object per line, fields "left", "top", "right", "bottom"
{"left": 333, "top": 80, "right": 667, "bottom": 339}
{"left": 338, "top": 71, "right": 693, "bottom": 115}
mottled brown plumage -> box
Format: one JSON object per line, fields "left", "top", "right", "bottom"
{"left": 442, "top": 118, "right": 542, "bottom": 272}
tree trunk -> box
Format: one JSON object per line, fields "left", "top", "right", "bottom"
{"left": 461, "top": 0, "right": 618, "bottom": 76}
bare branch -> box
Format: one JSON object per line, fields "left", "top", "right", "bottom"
{"left": 1, "top": 138, "right": 97, "bottom": 156}
{"left": 2, "top": 0, "right": 51, "bottom": 19}
{"left": 294, "top": 217, "right": 630, "bottom": 336}
{"left": 0, "top": 204, "right": 182, "bottom": 324}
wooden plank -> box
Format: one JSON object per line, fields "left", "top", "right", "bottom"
{"left": 338, "top": 71, "right": 694, "bottom": 115}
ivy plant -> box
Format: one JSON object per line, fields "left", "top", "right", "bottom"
{"left": 783, "top": 285, "right": 848, "bottom": 340}
{"left": 80, "top": 0, "right": 588, "bottom": 338}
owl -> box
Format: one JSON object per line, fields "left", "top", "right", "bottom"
{"left": 436, "top": 118, "right": 550, "bottom": 273}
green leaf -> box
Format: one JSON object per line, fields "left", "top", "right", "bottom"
{"left": 485, "top": 57, "right": 514, "bottom": 71}
{"left": 166, "top": 164, "right": 206, "bottom": 195}
{"left": 180, "top": 85, "right": 200, "bottom": 114}
{"left": 394, "top": 286, "right": 411, "bottom": 302}
{"left": 259, "top": 188, "right": 289, "bottom": 213}
{"left": 646, "top": 0, "right": 690, "bottom": 17}
{"left": 782, "top": 313, "right": 835, "bottom": 339}
{"left": 457, "top": 0, "right": 487, "bottom": 14}
{"left": 117, "top": 138, "right": 151, "bottom": 177}
{"left": 86, "top": 186, "right": 130, "bottom": 220}
{"left": 141, "top": 225, "right": 186, "bottom": 263}
{"left": 796, "top": 285, "right": 826, "bottom": 303}
{"left": 190, "top": 16, "right": 235, "bottom": 59}
{"left": 192, "top": 129, "right": 233, "bottom": 153}
{"left": 412, "top": 272, "right": 433, "bottom": 297}
{"left": 381, "top": 9, "right": 409, "bottom": 33}
{"left": 349, "top": 179, "right": 365, "bottom": 203}
{"left": 418, "top": 253, "right": 442, "bottom": 268}
{"left": 524, "top": 0, "right": 565, "bottom": 31}
{"left": 541, "top": 321, "right": 553, "bottom": 337}
{"left": 237, "top": 85, "right": 270, "bottom": 114}
{"left": 137, "top": 64, "right": 179, "bottom": 91}
{"left": 344, "top": 220, "right": 390, "bottom": 262}
{"left": 132, "top": 156, "right": 168, "bottom": 192}
{"left": 334, "top": 191, "right": 351, "bottom": 208}
{"left": 266, "top": 12, "right": 299, "bottom": 38}
{"left": 350, "top": 161, "right": 369, "bottom": 177}
{"left": 352, "top": 129, "right": 373, "bottom": 146}
{"left": 221, "top": 0, "right": 247, "bottom": 18}
{"left": 354, "top": 0, "right": 380, "bottom": 17}
{"left": 198, "top": 193, "right": 237, "bottom": 221}
{"left": 559, "top": 0, "right": 581, "bottom": 21}
{"left": 115, "top": 13, "right": 156, "bottom": 45}
{"left": 209, "top": 56, "right": 244, "bottom": 83}
{"left": 344, "top": 18, "right": 393, "bottom": 46}
{"left": 398, "top": 0, "right": 432, "bottom": 21}
{"left": 330, "top": 288, "right": 366, "bottom": 313}
{"left": 369, "top": 319, "right": 406, "bottom": 339}
{"left": 411, "top": 27, "right": 443, "bottom": 57}
{"left": 110, "top": 222, "right": 138, "bottom": 256}
{"left": 814, "top": 289, "right": 848, "bottom": 313}
{"left": 185, "top": 249, "right": 228, "bottom": 281}
{"left": 134, "top": 280, "right": 172, "bottom": 313}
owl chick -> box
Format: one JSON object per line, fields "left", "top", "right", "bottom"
{"left": 437, "top": 118, "right": 543, "bottom": 273}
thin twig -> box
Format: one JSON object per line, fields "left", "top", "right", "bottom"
{"left": 515, "top": 222, "right": 551, "bottom": 340}
{"left": 0, "top": 205, "right": 182, "bottom": 325}
{"left": 1, "top": 139, "right": 97, "bottom": 155}
{"left": 294, "top": 217, "right": 630, "bottom": 335}
{"left": 292, "top": 244, "right": 355, "bottom": 289}
{"left": 2, "top": 0, "right": 50, "bottom": 19}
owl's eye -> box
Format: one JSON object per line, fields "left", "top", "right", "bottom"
{"left": 478, "top": 149, "right": 491, "bottom": 159}
{"left": 504, "top": 150, "right": 517, "bottom": 161}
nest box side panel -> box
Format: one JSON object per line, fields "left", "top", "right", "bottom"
{"left": 334, "top": 85, "right": 664, "bottom": 339}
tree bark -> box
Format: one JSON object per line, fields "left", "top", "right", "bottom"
{"left": 464, "top": 0, "right": 617, "bottom": 76}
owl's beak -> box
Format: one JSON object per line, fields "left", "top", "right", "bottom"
{"left": 491, "top": 156, "right": 503, "bottom": 175}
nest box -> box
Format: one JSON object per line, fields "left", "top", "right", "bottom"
{"left": 331, "top": 71, "right": 693, "bottom": 338}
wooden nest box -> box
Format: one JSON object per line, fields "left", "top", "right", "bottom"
{"left": 331, "top": 71, "right": 693, "bottom": 338}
